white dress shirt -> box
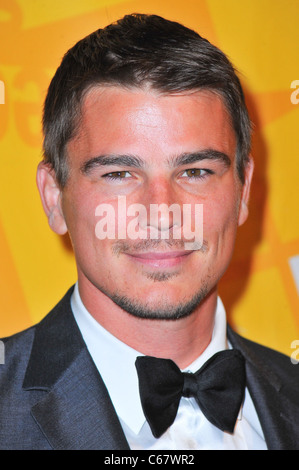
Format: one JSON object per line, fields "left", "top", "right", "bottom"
{"left": 71, "top": 282, "right": 267, "bottom": 450}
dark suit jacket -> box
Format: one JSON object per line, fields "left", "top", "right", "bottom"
{"left": 1, "top": 286, "right": 299, "bottom": 450}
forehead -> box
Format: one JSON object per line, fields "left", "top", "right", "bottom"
{"left": 68, "top": 86, "right": 236, "bottom": 163}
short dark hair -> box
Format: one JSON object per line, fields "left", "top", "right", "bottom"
{"left": 42, "top": 13, "right": 251, "bottom": 186}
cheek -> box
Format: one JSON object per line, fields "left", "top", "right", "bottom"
{"left": 202, "top": 192, "right": 240, "bottom": 241}
{"left": 62, "top": 189, "right": 102, "bottom": 247}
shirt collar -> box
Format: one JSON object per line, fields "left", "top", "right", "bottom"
{"left": 71, "top": 282, "right": 228, "bottom": 435}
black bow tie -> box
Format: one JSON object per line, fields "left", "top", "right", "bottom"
{"left": 135, "top": 349, "right": 246, "bottom": 438}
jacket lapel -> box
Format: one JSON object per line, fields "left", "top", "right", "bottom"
{"left": 23, "top": 287, "right": 129, "bottom": 450}
{"left": 228, "top": 326, "right": 299, "bottom": 450}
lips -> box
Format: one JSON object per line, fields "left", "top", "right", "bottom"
{"left": 126, "top": 250, "right": 193, "bottom": 268}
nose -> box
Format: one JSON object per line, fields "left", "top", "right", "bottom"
{"left": 138, "top": 177, "right": 182, "bottom": 238}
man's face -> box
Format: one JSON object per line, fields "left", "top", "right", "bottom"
{"left": 39, "top": 87, "right": 252, "bottom": 320}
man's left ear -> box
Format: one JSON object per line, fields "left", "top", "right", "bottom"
{"left": 36, "top": 162, "right": 68, "bottom": 235}
{"left": 238, "top": 156, "right": 254, "bottom": 227}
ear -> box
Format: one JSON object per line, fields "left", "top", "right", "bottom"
{"left": 238, "top": 156, "right": 254, "bottom": 227}
{"left": 36, "top": 162, "right": 68, "bottom": 235}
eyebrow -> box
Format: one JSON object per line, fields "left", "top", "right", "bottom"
{"left": 80, "top": 154, "right": 144, "bottom": 174}
{"left": 80, "top": 149, "right": 231, "bottom": 174}
{"left": 169, "top": 149, "right": 231, "bottom": 168}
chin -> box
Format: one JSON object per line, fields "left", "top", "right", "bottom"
{"left": 107, "top": 282, "right": 210, "bottom": 321}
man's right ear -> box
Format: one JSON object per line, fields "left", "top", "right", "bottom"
{"left": 36, "top": 162, "right": 68, "bottom": 235}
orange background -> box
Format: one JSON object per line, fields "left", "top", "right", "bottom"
{"left": 0, "top": 0, "right": 298, "bottom": 355}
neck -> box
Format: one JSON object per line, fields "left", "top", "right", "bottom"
{"left": 77, "top": 278, "right": 218, "bottom": 370}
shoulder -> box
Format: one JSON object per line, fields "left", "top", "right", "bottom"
{"left": 0, "top": 324, "right": 37, "bottom": 444}
{"left": 0, "top": 286, "right": 75, "bottom": 386}
{"left": 228, "top": 326, "right": 299, "bottom": 387}
{"left": 0, "top": 326, "right": 36, "bottom": 382}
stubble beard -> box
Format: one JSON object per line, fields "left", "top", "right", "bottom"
{"left": 110, "top": 284, "right": 210, "bottom": 320}
{"left": 96, "top": 272, "right": 211, "bottom": 321}
{"left": 96, "top": 237, "right": 211, "bottom": 320}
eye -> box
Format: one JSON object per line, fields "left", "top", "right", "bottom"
{"left": 181, "top": 168, "right": 213, "bottom": 179}
{"left": 102, "top": 171, "right": 132, "bottom": 180}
